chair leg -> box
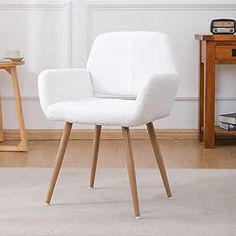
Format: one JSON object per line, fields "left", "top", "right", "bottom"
{"left": 89, "top": 125, "right": 102, "bottom": 188}
{"left": 45, "top": 122, "right": 73, "bottom": 204}
{"left": 122, "top": 127, "right": 140, "bottom": 218}
{"left": 146, "top": 122, "right": 172, "bottom": 198}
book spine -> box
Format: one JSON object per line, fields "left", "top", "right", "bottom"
{"left": 218, "top": 116, "right": 236, "bottom": 125}
{"left": 219, "top": 122, "right": 236, "bottom": 131}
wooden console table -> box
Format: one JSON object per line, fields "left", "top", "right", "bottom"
{"left": 195, "top": 34, "right": 236, "bottom": 148}
{"left": 0, "top": 60, "right": 28, "bottom": 151}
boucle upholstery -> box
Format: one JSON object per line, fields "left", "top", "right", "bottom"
{"left": 38, "top": 31, "right": 180, "bottom": 127}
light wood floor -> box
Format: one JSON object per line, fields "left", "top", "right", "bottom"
{"left": 0, "top": 139, "right": 236, "bottom": 168}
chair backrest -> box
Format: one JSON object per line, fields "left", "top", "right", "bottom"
{"left": 87, "top": 31, "right": 176, "bottom": 98}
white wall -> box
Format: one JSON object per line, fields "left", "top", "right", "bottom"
{"left": 0, "top": 0, "right": 236, "bottom": 129}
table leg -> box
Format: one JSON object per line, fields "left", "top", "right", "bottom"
{"left": 0, "top": 67, "right": 28, "bottom": 152}
{"left": 0, "top": 96, "right": 4, "bottom": 142}
{"left": 204, "top": 42, "right": 216, "bottom": 148}
{"left": 11, "top": 67, "right": 28, "bottom": 150}
{"left": 198, "top": 41, "right": 204, "bottom": 142}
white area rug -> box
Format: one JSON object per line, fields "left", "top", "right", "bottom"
{"left": 0, "top": 168, "right": 235, "bottom": 236}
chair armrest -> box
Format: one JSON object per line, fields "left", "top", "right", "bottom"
{"left": 38, "top": 68, "right": 94, "bottom": 113}
{"left": 135, "top": 71, "right": 180, "bottom": 124}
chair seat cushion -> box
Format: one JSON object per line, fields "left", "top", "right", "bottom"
{"left": 46, "top": 97, "right": 138, "bottom": 126}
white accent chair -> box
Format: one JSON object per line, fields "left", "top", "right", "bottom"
{"left": 38, "top": 31, "right": 180, "bottom": 218}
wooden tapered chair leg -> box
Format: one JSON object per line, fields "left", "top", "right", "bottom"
{"left": 45, "top": 122, "right": 73, "bottom": 204}
{"left": 122, "top": 127, "right": 140, "bottom": 218}
{"left": 146, "top": 122, "right": 172, "bottom": 198}
{"left": 89, "top": 125, "right": 102, "bottom": 188}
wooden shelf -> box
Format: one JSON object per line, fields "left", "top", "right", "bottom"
{"left": 196, "top": 34, "right": 236, "bottom": 147}
{"left": 201, "top": 126, "right": 236, "bottom": 139}
{"left": 215, "top": 126, "right": 236, "bottom": 138}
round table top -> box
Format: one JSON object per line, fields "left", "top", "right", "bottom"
{"left": 0, "top": 60, "right": 25, "bottom": 68}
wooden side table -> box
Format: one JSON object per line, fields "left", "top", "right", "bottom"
{"left": 0, "top": 60, "right": 28, "bottom": 151}
{"left": 195, "top": 34, "right": 236, "bottom": 148}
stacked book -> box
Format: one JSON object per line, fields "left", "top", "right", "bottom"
{"left": 0, "top": 59, "right": 11, "bottom": 63}
{"left": 218, "top": 113, "right": 236, "bottom": 131}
